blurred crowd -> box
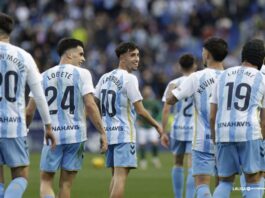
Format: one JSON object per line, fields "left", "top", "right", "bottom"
{"left": 1, "top": 0, "right": 265, "bottom": 98}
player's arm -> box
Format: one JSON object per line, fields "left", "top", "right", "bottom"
{"left": 26, "top": 97, "right": 36, "bottom": 128}
{"left": 28, "top": 82, "right": 56, "bottom": 148}
{"left": 134, "top": 100, "right": 169, "bottom": 148}
{"left": 83, "top": 93, "right": 108, "bottom": 153}
{"left": 209, "top": 80, "right": 218, "bottom": 144}
{"left": 162, "top": 102, "right": 171, "bottom": 133}
{"left": 94, "top": 97, "right": 101, "bottom": 115}
{"left": 261, "top": 108, "right": 265, "bottom": 139}
{"left": 166, "top": 83, "right": 178, "bottom": 105}
{"left": 166, "top": 75, "right": 195, "bottom": 105}
{"left": 26, "top": 55, "right": 56, "bottom": 148}
{"left": 210, "top": 103, "right": 217, "bottom": 144}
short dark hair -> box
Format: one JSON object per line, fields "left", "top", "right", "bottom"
{"left": 241, "top": 39, "right": 265, "bottom": 70}
{"left": 203, "top": 37, "right": 228, "bottom": 62}
{"left": 115, "top": 42, "right": 139, "bottom": 58}
{"left": 57, "top": 38, "right": 84, "bottom": 57}
{"left": 0, "top": 12, "right": 14, "bottom": 35}
{"left": 179, "top": 53, "right": 195, "bottom": 71}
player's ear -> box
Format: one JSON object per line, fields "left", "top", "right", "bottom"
{"left": 65, "top": 51, "right": 72, "bottom": 59}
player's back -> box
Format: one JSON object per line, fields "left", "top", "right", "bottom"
{"left": 190, "top": 68, "right": 223, "bottom": 153}
{"left": 0, "top": 42, "right": 40, "bottom": 138}
{"left": 95, "top": 69, "right": 142, "bottom": 145}
{"left": 42, "top": 64, "right": 93, "bottom": 144}
{"left": 162, "top": 76, "right": 194, "bottom": 141}
{"left": 214, "top": 66, "right": 265, "bottom": 142}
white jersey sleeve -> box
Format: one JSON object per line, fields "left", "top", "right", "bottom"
{"left": 126, "top": 75, "right": 143, "bottom": 103}
{"left": 80, "top": 69, "right": 94, "bottom": 95}
{"left": 26, "top": 54, "right": 42, "bottom": 85}
{"left": 162, "top": 79, "right": 181, "bottom": 102}
{"left": 171, "top": 73, "right": 197, "bottom": 100}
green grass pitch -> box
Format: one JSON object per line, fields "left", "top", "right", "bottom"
{"left": 3, "top": 152, "right": 243, "bottom": 198}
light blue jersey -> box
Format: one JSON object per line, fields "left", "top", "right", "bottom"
{"left": 0, "top": 42, "right": 41, "bottom": 138}
{"left": 30, "top": 64, "right": 94, "bottom": 144}
{"left": 211, "top": 66, "right": 265, "bottom": 142}
{"left": 172, "top": 68, "right": 223, "bottom": 153}
{"left": 94, "top": 69, "right": 143, "bottom": 145}
{"left": 162, "top": 77, "right": 194, "bottom": 141}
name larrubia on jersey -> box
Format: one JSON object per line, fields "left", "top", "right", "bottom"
{"left": 104, "top": 126, "right": 124, "bottom": 132}
{"left": 0, "top": 116, "right": 21, "bottom": 122}
{"left": 52, "top": 124, "right": 80, "bottom": 131}
{"left": 217, "top": 121, "right": 251, "bottom": 128}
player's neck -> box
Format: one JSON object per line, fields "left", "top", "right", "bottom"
{"left": 242, "top": 61, "right": 258, "bottom": 69}
{"left": 59, "top": 57, "right": 75, "bottom": 66}
{"left": 182, "top": 71, "right": 193, "bottom": 76}
{"left": 118, "top": 64, "right": 130, "bottom": 73}
{"left": 207, "top": 61, "right": 223, "bottom": 70}
{"left": 0, "top": 35, "right": 10, "bottom": 43}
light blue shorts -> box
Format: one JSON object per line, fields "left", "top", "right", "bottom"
{"left": 216, "top": 139, "right": 263, "bottom": 177}
{"left": 0, "top": 137, "right": 29, "bottom": 167}
{"left": 106, "top": 143, "right": 137, "bottom": 168}
{"left": 192, "top": 150, "right": 215, "bottom": 176}
{"left": 170, "top": 138, "right": 192, "bottom": 155}
{"left": 40, "top": 142, "right": 85, "bottom": 172}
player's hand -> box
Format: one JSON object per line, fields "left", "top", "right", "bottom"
{"left": 100, "top": 134, "right": 108, "bottom": 153}
{"left": 156, "top": 125, "right": 169, "bottom": 148}
{"left": 45, "top": 124, "right": 56, "bottom": 149}
{"left": 160, "top": 133, "right": 169, "bottom": 148}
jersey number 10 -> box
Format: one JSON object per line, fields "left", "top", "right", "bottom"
{"left": 100, "top": 89, "right": 116, "bottom": 117}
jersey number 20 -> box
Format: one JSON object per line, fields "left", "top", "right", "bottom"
{"left": 0, "top": 71, "right": 18, "bottom": 102}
